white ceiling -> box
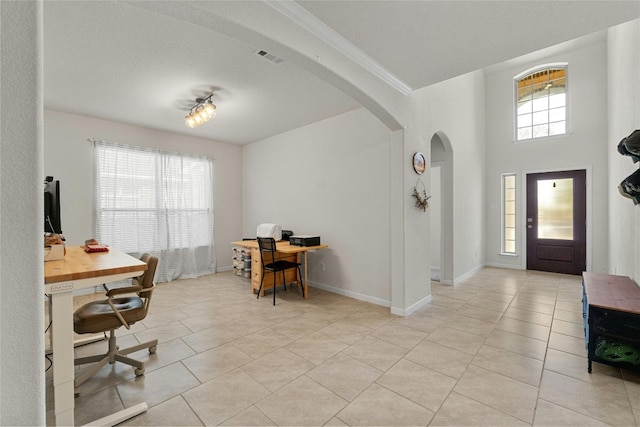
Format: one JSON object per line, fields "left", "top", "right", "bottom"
{"left": 43, "top": 1, "right": 640, "bottom": 145}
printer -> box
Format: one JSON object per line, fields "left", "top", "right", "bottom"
{"left": 289, "top": 235, "right": 321, "bottom": 247}
{"left": 256, "top": 223, "right": 282, "bottom": 241}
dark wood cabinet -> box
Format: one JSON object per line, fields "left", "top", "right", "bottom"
{"left": 582, "top": 272, "right": 640, "bottom": 373}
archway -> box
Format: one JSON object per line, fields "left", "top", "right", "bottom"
{"left": 430, "top": 132, "right": 453, "bottom": 285}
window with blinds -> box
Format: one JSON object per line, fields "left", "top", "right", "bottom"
{"left": 515, "top": 64, "right": 567, "bottom": 141}
{"left": 94, "top": 140, "right": 215, "bottom": 282}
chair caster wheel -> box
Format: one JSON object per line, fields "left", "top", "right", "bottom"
{"left": 149, "top": 345, "right": 157, "bottom": 354}
{"left": 135, "top": 368, "right": 145, "bottom": 376}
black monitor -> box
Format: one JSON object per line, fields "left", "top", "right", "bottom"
{"left": 44, "top": 177, "right": 62, "bottom": 234}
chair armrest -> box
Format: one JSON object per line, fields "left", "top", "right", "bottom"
{"left": 105, "top": 284, "right": 143, "bottom": 297}
{"left": 105, "top": 284, "right": 143, "bottom": 329}
{"left": 137, "top": 283, "right": 155, "bottom": 297}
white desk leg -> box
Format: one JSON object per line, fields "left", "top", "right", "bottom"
{"left": 50, "top": 287, "right": 75, "bottom": 426}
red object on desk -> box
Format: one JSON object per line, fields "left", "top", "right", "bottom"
{"left": 85, "top": 244, "right": 109, "bottom": 253}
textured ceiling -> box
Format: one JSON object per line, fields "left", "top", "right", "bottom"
{"left": 43, "top": 1, "right": 640, "bottom": 145}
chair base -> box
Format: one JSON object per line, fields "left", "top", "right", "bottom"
{"left": 74, "top": 329, "right": 158, "bottom": 395}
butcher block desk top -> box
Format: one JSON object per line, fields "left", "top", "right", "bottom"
{"left": 44, "top": 246, "right": 147, "bottom": 284}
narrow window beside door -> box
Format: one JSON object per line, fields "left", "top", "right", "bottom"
{"left": 502, "top": 173, "right": 517, "bottom": 254}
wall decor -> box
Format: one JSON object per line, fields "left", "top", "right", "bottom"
{"left": 412, "top": 152, "right": 426, "bottom": 175}
{"left": 412, "top": 178, "right": 431, "bottom": 212}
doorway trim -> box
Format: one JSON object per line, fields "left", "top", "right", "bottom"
{"left": 520, "top": 165, "right": 592, "bottom": 272}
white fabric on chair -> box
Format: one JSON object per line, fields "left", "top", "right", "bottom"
{"left": 257, "top": 223, "right": 282, "bottom": 241}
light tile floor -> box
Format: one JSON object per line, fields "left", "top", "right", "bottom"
{"left": 45, "top": 267, "right": 640, "bottom": 426}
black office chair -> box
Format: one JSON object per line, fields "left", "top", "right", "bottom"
{"left": 72, "top": 253, "right": 158, "bottom": 394}
{"left": 257, "top": 237, "right": 304, "bottom": 305}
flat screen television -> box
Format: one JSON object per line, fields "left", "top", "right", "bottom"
{"left": 44, "top": 177, "right": 62, "bottom": 234}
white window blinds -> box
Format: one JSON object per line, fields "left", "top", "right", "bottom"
{"left": 95, "top": 140, "right": 215, "bottom": 282}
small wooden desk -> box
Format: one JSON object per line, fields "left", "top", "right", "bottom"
{"left": 45, "top": 246, "right": 147, "bottom": 426}
{"left": 231, "top": 240, "right": 328, "bottom": 299}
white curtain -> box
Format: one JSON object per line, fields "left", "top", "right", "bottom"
{"left": 94, "top": 140, "right": 215, "bottom": 283}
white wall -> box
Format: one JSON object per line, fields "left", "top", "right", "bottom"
{"left": 430, "top": 164, "right": 442, "bottom": 280}
{"left": 44, "top": 109, "right": 243, "bottom": 272}
{"left": 396, "top": 126, "right": 431, "bottom": 311}
{"left": 243, "top": 108, "right": 393, "bottom": 305}
{"left": 0, "top": 1, "right": 45, "bottom": 424}
{"left": 241, "top": 72, "right": 486, "bottom": 309}
{"left": 413, "top": 70, "right": 487, "bottom": 282}
{"left": 484, "top": 40, "right": 609, "bottom": 273}
{"left": 608, "top": 19, "right": 640, "bottom": 280}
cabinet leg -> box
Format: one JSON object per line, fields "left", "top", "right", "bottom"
{"left": 588, "top": 359, "right": 592, "bottom": 373}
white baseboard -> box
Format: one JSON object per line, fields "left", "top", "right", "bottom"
{"left": 311, "top": 281, "right": 435, "bottom": 317}
{"left": 430, "top": 266, "right": 441, "bottom": 281}
{"left": 453, "top": 263, "right": 486, "bottom": 285}
{"left": 391, "top": 294, "right": 432, "bottom": 317}
{"left": 485, "top": 262, "right": 525, "bottom": 270}
{"left": 309, "top": 281, "right": 391, "bottom": 308}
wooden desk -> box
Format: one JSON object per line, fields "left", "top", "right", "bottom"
{"left": 231, "top": 240, "right": 328, "bottom": 299}
{"left": 45, "top": 246, "right": 147, "bottom": 426}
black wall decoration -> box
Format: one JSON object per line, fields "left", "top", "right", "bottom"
{"left": 618, "top": 130, "right": 640, "bottom": 204}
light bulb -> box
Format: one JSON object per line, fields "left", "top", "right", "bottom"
{"left": 197, "top": 105, "right": 210, "bottom": 122}
{"left": 204, "top": 105, "right": 213, "bottom": 121}
{"left": 204, "top": 101, "right": 216, "bottom": 118}
{"left": 185, "top": 98, "right": 217, "bottom": 128}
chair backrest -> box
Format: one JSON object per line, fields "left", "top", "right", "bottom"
{"left": 136, "top": 253, "right": 158, "bottom": 288}
{"left": 257, "top": 237, "right": 277, "bottom": 266}
{"left": 133, "top": 253, "right": 158, "bottom": 309}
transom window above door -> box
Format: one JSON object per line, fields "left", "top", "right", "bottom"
{"left": 514, "top": 64, "right": 568, "bottom": 141}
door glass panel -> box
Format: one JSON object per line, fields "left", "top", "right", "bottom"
{"left": 537, "top": 178, "right": 573, "bottom": 240}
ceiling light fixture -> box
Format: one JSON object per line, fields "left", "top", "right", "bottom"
{"left": 185, "top": 94, "right": 216, "bottom": 128}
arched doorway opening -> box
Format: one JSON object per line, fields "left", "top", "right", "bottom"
{"left": 430, "top": 132, "right": 453, "bottom": 285}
